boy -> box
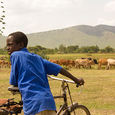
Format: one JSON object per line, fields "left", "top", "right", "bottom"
{"left": 6, "top": 31, "right": 84, "bottom": 115}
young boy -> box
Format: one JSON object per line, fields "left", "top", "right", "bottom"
{"left": 6, "top": 31, "right": 84, "bottom": 115}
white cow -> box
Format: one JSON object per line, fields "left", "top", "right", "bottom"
{"left": 75, "top": 58, "right": 95, "bottom": 69}
{"left": 107, "top": 59, "right": 115, "bottom": 69}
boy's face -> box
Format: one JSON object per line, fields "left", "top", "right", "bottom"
{"left": 6, "top": 36, "right": 22, "bottom": 55}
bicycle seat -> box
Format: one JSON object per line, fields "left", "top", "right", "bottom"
{"left": 8, "top": 86, "right": 19, "bottom": 92}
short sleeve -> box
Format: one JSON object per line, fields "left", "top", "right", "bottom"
{"left": 9, "top": 54, "right": 18, "bottom": 85}
{"left": 42, "top": 59, "right": 62, "bottom": 76}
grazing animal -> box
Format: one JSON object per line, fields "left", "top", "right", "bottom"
{"left": 98, "top": 59, "right": 108, "bottom": 69}
{"left": 75, "top": 58, "right": 95, "bottom": 69}
{"left": 3, "top": 61, "right": 9, "bottom": 68}
{"left": 0, "top": 60, "right": 4, "bottom": 68}
{"left": 59, "top": 59, "right": 69, "bottom": 66}
{"left": 81, "top": 58, "right": 98, "bottom": 64}
{"left": 79, "top": 58, "right": 98, "bottom": 68}
{"left": 59, "top": 59, "right": 75, "bottom": 67}
{"left": 49, "top": 59, "right": 59, "bottom": 65}
{"left": 107, "top": 59, "right": 115, "bottom": 69}
{"left": 68, "top": 60, "right": 75, "bottom": 67}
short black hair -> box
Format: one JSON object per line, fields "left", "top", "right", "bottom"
{"left": 8, "top": 31, "right": 28, "bottom": 47}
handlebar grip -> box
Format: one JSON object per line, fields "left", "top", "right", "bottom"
{"left": 76, "top": 83, "right": 80, "bottom": 87}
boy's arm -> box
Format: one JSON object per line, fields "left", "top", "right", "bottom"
{"left": 59, "top": 68, "right": 84, "bottom": 85}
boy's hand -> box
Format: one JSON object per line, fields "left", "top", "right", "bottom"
{"left": 59, "top": 68, "right": 84, "bottom": 85}
{"left": 78, "top": 78, "right": 84, "bottom": 85}
{"left": 74, "top": 78, "right": 84, "bottom": 85}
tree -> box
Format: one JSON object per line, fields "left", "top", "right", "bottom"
{"left": 88, "top": 45, "right": 99, "bottom": 53}
{"left": 0, "top": 1, "right": 5, "bottom": 35}
{"left": 104, "top": 46, "right": 113, "bottom": 53}
{"left": 66, "top": 45, "right": 79, "bottom": 53}
{"left": 58, "top": 44, "right": 66, "bottom": 53}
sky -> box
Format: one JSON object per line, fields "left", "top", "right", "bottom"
{"left": 1, "top": 0, "right": 115, "bottom": 36}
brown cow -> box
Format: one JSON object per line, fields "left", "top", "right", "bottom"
{"left": 8, "top": 62, "right": 11, "bottom": 68}
{"left": 0, "top": 60, "right": 4, "bottom": 68}
{"left": 98, "top": 59, "right": 108, "bottom": 69}
{"left": 75, "top": 58, "right": 95, "bottom": 69}
{"left": 49, "top": 59, "right": 59, "bottom": 65}
{"left": 59, "top": 59, "right": 75, "bottom": 67}
{"left": 2, "top": 61, "right": 11, "bottom": 68}
{"left": 59, "top": 59, "right": 70, "bottom": 66}
{"left": 68, "top": 60, "right": 75, "bottom": 67}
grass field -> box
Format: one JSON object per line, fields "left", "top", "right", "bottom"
{"left": 47, "top": 53, "right": 115, "bottom": 60}
{"left": 0, "top": 53, "right": 115, "bottom": 115}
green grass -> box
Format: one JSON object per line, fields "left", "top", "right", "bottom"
{"left": 47, "top": 53, "right": 115, "bottom": 60}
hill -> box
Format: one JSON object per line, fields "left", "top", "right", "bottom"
{"left": 0, "top": 35, "right": 6, "bottom": 48}
{"left": 1, "top": 24, "right": 115, "bottom": 49}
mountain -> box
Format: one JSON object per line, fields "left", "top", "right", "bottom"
{"left": 0, "top": 35, "right": 6, "bottom": 48}
{"left": 1, "top": 24, "right": 115, "bottom": 49}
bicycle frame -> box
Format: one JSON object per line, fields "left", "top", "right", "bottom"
{"left": 54, "top": 81, "right": 69, "bottom": 115}
{"left": 48, "top": 75, "right": 77, "bottom": 115}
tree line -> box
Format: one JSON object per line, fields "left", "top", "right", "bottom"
{"left": 28, "top": 44, "right": 114, "bottom": 54}
{"left": 0, "top": 1, "right": 5, "bottom": 35}
{"left": 0, "top": 44, "right": 114, "bottom": 55}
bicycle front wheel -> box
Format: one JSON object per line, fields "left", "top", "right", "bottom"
{"left": 71, "top": 104, "right": 91, "bottom": 115}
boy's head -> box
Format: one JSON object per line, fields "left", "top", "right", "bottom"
{"left": 6, "top": 31, "right": 28, "bottom": 55}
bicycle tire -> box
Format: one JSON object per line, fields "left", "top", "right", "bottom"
{"left": 61, "top": 103, "right": 91, "bottom": 115}
{"left": 70, "top": 104, "right": 91, "bottom": 115}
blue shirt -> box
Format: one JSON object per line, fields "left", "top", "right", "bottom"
{"left": 10, "top": 48, "right": 62, "bottom": 115}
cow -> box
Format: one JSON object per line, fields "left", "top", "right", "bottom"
{"left": 49, "top": 59, "right": 59, "bottom": 65}
{"left": 81, "top": 58, "right": 98, "bottom": 63}
{"left": 107, "top": 59, "right": 115, "bottom": 69}
{"left": 59, "top": 59, "right": 70, "bottom": 66}
{"left": 8, "top": 62, "right": 11, "bottom": 68}
{"left": 0, "top": 60, "right": 4, "bottom": 68}
{"left": 2, "top": 61, "right": 11, "bottom": 68}
{"left": 98, "top": 58, "right": 108, "bottom": 69}
{"left": 75, "top": 58, "right": 95, "bottom": 69}
{"left": 80, "top": 58, "right": 98, "bottom": 68}
{"left": 68, "top": 60, "right": 75, "bottom": 67}
{"left": 3, "top": 61, "right": 9, "bottom": 68}
{"left": 59, "top": 59, "right": 75, "bottom": 67}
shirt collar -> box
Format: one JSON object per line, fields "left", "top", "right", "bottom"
{"left": 20, "top": 47, "right": 29, "bottom": 52}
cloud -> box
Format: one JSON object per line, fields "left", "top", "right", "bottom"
{"left": 2, "top": 0, "right": 115, "bottom": 36}
{"left": 105, "top": 0, "right": 115, "bottom": 12}
{"left": 4, "top": 0, "right": 84, "bottom": 22}
{"left": 3, "top": 0, "right": 84, "bottom": 35}
{"left": 31, "top": 0, "right": 84, "bottom": 13}
{"left": 97, "top": 18, "right": 115, "bottom": 25}
{"left": 32, "top": 0, "right": 83, "bottom": 8}
{"left": 4, "top": 0, "right": 84, "bottom": 13}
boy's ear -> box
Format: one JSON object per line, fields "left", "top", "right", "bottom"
{"left": 19, "top": 42, "right": 25, "bottom": 49}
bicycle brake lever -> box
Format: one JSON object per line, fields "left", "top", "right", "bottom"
{"left": 76, "top": 83, "right": 80, "bottom": 87}
{"left": 78, "top": 85, "right": 83, "bottom": 95}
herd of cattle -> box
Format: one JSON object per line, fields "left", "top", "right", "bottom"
{"left": 49, "top": 58, "right": 115, "bottom": 69}
{"left": 0, "top": 58, "right": 115, "bottom": 70}
{"left": 0, "top": 60, "right": 11, "bottom": 68}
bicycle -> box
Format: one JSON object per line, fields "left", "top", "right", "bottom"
{"left": 0, "top": 75, "right": 91, "bottom": 115}
{"left": 0, "top": 89, "right": 23, "bottom": 115}
{"left": 48, "top": 75, "right": 91, "bottom": 115}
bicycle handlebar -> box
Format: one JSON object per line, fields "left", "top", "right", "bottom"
{"left": 48, "top": 75, "right": 81, "bottom": 87}
{"left": 48, "top": 75, "right": 75, "bottom": 83}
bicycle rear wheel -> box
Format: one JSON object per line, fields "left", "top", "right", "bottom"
{"left": 70, "top": 104, "right": 91, "bottom": 115}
